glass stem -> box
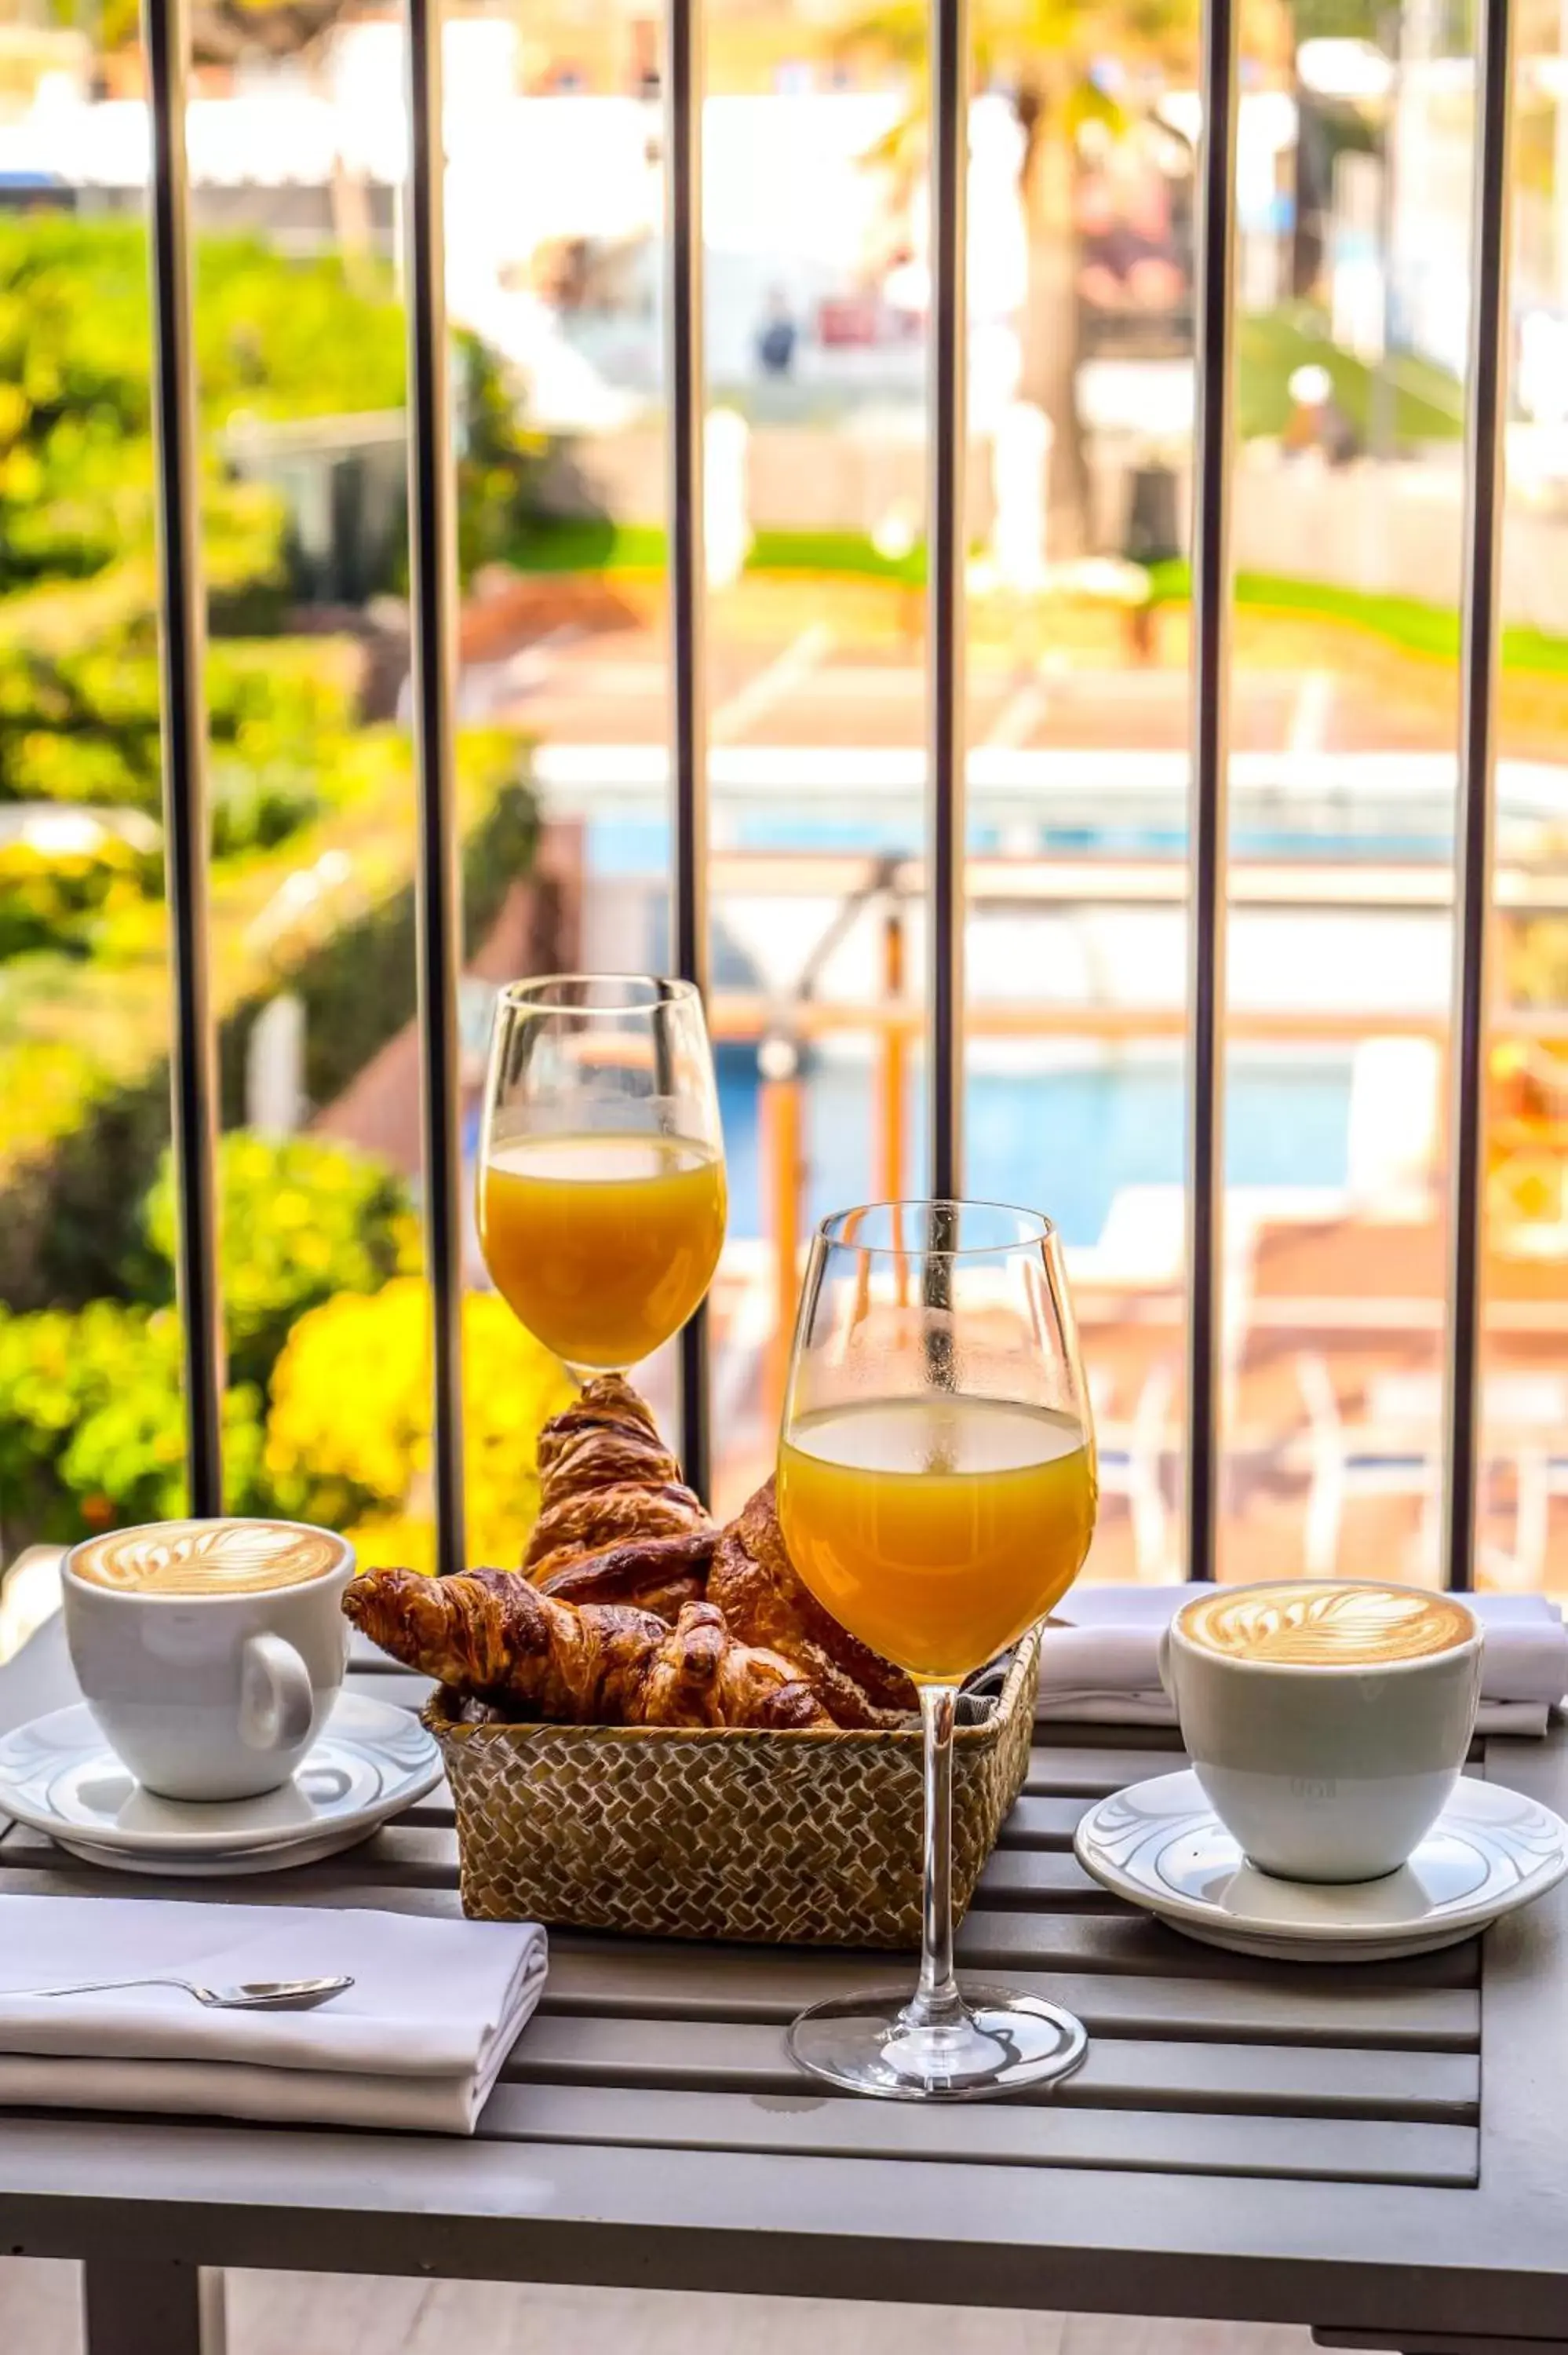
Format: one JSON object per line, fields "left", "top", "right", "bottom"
{"left": 908, "top": 1682, "right": 965, "bottom": 2032}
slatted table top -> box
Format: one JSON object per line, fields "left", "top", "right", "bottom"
{"left": 0, "top": 1618, "right": 1566, "bottom": 2342}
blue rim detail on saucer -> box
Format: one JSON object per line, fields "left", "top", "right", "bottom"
{"left": 0, "top": 1692, "right": 439, "bottom": 1863}
{"left": 1074, "top": 1769, "right": 1568, "bottom": 1962}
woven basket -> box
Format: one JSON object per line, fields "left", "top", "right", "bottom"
{"left": 426, "top": 1623, "right": 1041, "bottom": 1946}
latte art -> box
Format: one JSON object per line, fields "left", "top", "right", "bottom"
{"left": 1180, "top": 1581, "right": 1475, "bottom": 1667}
{"left": 71, "top": 1518, "right": 344, "bottom": 1597}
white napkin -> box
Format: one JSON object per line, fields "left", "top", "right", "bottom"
{"left": 0, "top": 1898, "right": 547, "bottom": 2134}
{"left": 1038, "top": 1586, "right": 1568, "bottom": 1736}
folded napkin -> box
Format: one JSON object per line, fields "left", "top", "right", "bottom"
{"left": 1038, "top": 1586, "right": 1568, "bottom": 1736}
{"left": 0, "top": 1898, "right": 546, "bottom": 2134}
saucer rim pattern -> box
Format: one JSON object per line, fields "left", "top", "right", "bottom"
{"left": 1073, "top": 1766, "right": 1568, "bottom": 1952}
{"left": 50, "top": 1822, "right": 379, "bottom": 1878}
{"left": 1164, "top": 1917, "right": 1485, "bottom": 1964}
{"left": 0, "top": 1692, "right": 439, "bottom": 1857}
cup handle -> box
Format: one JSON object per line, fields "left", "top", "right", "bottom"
{"left": 1157, "top": 1623, "right": 1176, "bottom": 1703}
{"left": 239, "top": 1633, "right": 316, "bottom": 1754}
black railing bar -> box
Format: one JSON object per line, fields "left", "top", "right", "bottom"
{"left": 665, "top": 0, "right": 712, "bottom": 1502}
{"left": 405, "top": 0, "right": 467, "bottom": 1573}
{"left": 1442, "top": 0, "right": 1516, "bottom": 1595}
{"left": 143, "top": 0, "right": 224, "bottom": 1516}
{"left": 928, "top": 0, "right": 969, "bottom": 1199}
{"left": 1183, "top": 0, "right": 1241, "bottom": 1586}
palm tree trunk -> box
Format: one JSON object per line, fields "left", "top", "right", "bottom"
{"left": 1016, "top": 89, "right": 1090, "bottom": 559}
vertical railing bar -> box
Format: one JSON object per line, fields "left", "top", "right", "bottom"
{"left": 665, "top": 0, "right": 712, "bottom": 1502}
{"left": 927, "top": 0, "right": 969, "bottom": 1201}
{"left": 143, "top": 0, "right": 223, "bottom": 1516}
{"left": 404, "top": 0, "right": 467, "bottom": 1572}
{"left": 1183, "top": 0, "right": 1240, "bottom": 1586}
{"left": 1442, "top": 0, "right": 1515, "bottom": 1594}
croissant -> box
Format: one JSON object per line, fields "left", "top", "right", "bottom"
{"left": 523, "top": 1376, "right": 713, "bottom": 1614}
{"left": 538, "top": 1529, "right": 718, "bottom": 1619}
{"left": 708, "top": 1478, "right": 919, "bottom": 1729}
{"left": 343, "top": 1567, "right": 832, "bottom": 1730}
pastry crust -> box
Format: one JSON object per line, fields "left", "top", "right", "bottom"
{"left": 342, "top": 1568, "right": 831, "bottom": 1729}
{"left": 538, "top": 1528, "right": 718, "bottom": 1619}
{"left": 345, "top": 1378, "right": 914, "bottom": 1729}
{"left": 708, "top": 1478, "right": 918, "bottom": 1727}
{"left": 523, "top": 1375, "right": 712, "bottom": 1609}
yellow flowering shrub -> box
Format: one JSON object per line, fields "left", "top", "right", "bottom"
{"left": 141, "top": 1134, "right": 420, "bottom": 1390}
{"left": 263, "top": 1276, "right": 575, "bottom": 1569}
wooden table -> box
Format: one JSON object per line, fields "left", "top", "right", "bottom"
{"left": 0, "top": 1620, "right": 1565, "bottom": 2355}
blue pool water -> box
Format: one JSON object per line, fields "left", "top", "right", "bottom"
{"left": 593, "top": 816, "right": 1453, "bottom": 868}
{"left": 568, "top": 813, "right": 1358, "bottom": 1247}
{"left": 716, "top": 1046, "right": 1351, "bottom": 1245}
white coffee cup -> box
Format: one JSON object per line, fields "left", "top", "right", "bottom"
{"left": 62, "top": 1517, "right": 355, "bottom": 1803}
{"left": 1159, "top": 1581, "right": 1484, "bottom": 1882}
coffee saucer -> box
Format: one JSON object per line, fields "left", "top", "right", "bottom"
{"left": 1074, "top": 1769, "right": 1568, "bottom": 1962}
{"left": 0, "top": 1694, "right": 440, "bottom": 1878}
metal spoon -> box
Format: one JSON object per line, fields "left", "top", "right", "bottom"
{"left": 7, "top": 1974, "right": 353, "bottom": 2011}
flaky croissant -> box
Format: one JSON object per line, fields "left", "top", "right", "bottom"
{"left": 343, "top": 1567, "right": 832, "bottom": 1729}
{"left": 708, "top": 1477, "right": 919, "bottom": 1729}
{"left": 524, "top": 1375, "right": 713, "bottom": 1615}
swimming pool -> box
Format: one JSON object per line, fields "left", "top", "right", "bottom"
{"left": 716, "top": 1044, "right": 1351, "bottom": 1245}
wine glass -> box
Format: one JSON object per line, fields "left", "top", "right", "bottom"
{"left": 477, "top": 976, "right": 727, "bottom": 1382}
{"left": 776, "top": 1199, "right": 1098, "bottom": 2101}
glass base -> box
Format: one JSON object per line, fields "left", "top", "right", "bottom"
{"left": 787, "top": 1984, "right": 1088, "bottom": 2102}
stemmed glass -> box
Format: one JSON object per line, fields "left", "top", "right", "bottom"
{"left": 477, "top": 976, "right": 727, "bottom": 1381}
{"left": 776, "top": 1200, "right": 1098, "bottom": 2100}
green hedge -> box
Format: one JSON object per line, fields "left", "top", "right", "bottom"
{"left": 0, "top": 1130, "right": 418, "bottom": 1551}
{"left": 1, "top": 760, "right": 538, "bottom": 1312}
{"left": 0, "top": 1299, "right": 268, "bottom": 1548}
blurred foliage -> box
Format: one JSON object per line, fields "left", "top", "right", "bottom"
{"left": 0, "top": 221, "right": 385, "bottom": 895}
{"left": 0, "top": 1133, "right": 425, "bottom": 1549}
{"left": 267, "top": 769, "right": 539, "bottom": 1123}
{"left": 0, "top": 823, "right": 155, "bottom": 960}
{"left": 455, "top": 334, "right": 550, "bottom": 581}
{"left": 0, "top": 621, "right": 363, "bottom": 826}
{"left": 264, "top": 1277, "right": 575, "bottom": 1571}
{"left": 0, "top": 219, "right": 404, "bottom": 603}
{"left": 0, "top": 220, "right": 540, "bottom": 836}
{"left": 0, "top": 219, "right": 552, "bottom": 1552}
{"left": 138, "top": 1133, "right": 420, "bottom": 1393}
{"left": 0, "top": 1300, "right": 265, "bottom": 1546}
{"left": 0, "top": 737, "right": 536, "bottom": 1307}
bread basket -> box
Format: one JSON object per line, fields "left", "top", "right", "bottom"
{"left": 425, "top": 1622, "right": 1041, "bottom": 1945}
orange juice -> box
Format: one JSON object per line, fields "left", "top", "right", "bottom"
{"left": 778, "top": 1395, "right": 1096, "bottom": 1681}
{"left": 479, "top": 1133, "right": 726, "bottom": 1370}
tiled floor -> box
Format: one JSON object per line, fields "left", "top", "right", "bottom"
{"left": 0, "top": 2260, "right": 1321, "bottom": 2355}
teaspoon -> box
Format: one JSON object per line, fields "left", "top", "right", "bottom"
{"left": 8, "top": 1973, "right": 353, "bottom": 2012}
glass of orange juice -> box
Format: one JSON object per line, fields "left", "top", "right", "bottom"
{"left": 477, "top": 977, "right": 727, "bottom": 1379}
{"left": 777, "top": 1199, "right": 1098, "bottom": 2101}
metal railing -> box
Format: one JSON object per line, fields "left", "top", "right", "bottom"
{"left": 140, "top": 0, "right": 1519, "bottom": 1588}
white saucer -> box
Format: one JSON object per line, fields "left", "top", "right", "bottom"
{"left": 1074, "top": 1769, "right": 1568, "bottom": 1962}
{"left": 45, "top": 1823, "right": 385, "bottom": 1879}
{"left": 0, "top": 1694, "right": 441, "bottom": 1876}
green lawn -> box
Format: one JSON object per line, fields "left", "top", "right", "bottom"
{"left": 501, "top": 518, "right": 667, "bottom": 574}
{"left": 505, "top": 515, "right": 1568, "bottom": 680}
{"left": 1235, "top": 573, "right": 1568, "bottom": 676}
{"left": 1143, "top": 561, "right": 1568, "bottom": 677}
{"left": 501, "top": 517, "right": 928, "bottom": 585}
{"left": 1235, "top": 306, "right": 1464, "bottom": 445}
{"left": 496, "top": 315, "right": 1530, "bottom": 675}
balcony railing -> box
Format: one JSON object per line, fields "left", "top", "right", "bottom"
{"left": 140, "top": 0, "right": 1516, "bottom": 1587}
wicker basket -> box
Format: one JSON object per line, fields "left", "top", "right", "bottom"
{"left": 426, "top": 1623, "right": 1041, "bottom": 1946}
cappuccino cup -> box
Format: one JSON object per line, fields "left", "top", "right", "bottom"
{"left": 1160, "top": 1580, "right": 1483, "bottom": 1882}
{"left": 63, "top": 1517, "right": 355, "bottom": 1802}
